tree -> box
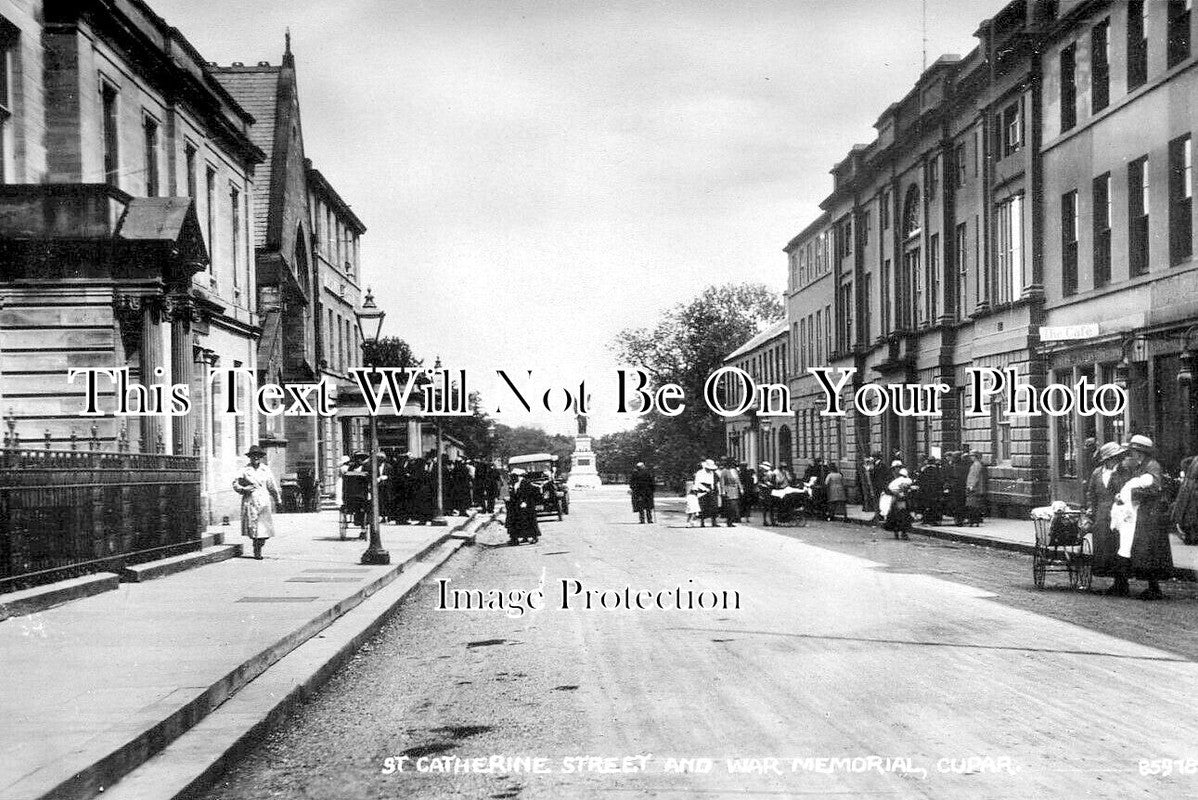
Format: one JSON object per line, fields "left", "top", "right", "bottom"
{"left": 611, "top": 283, "right": 782, "bottom": 489}
{"left": 593, "top": 426, "right": 655, "bottom": 481}
{"left": 440, "top": 391, "right": 496, "bottom": 459}
{"left": 365, "top": 337, "right": 422, "bottom": 370}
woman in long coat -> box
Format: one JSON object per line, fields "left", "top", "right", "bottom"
{"left": 1083, "top": 442, "right": 1127, "bottom": 586}
{"left": 505, "top": 469, "right": 541, "bottom": 543}
{"left": 1117, "top": 435, "right": 1174, "bottom": 600}
{"left": 234, "top": 446, "right": 282, "bottom": 560}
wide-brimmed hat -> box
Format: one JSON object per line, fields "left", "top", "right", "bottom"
{"left": 510, "top": 467, "right": 527, "bottom": 476}
{"left": 1096, "top": 441, "right": 1125, "bottom": 462}
{"left": 702, "top": 459, "right": 717, "bottom": 470}
{"left": 759, "top": 461, "right": 773, "bottom": 469}
{"left": 245, "top": 445, "right": 267, "bottom": 458}
{"left": 1126, "top": 434, "right": 1154, "bottom": 455}
{"left": 891, "top": 459, "right": 903, "bottom": 468}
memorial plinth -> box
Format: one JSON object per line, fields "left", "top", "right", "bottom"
{"left": 566, "top": 434, "right": 602, "bottom": 490}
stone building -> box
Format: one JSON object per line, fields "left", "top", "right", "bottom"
{"left": 0, "top": 0, "right": 264, "bottom": 524}
{"left": 306, "top": 160, "right": 366, "bottom": 498}
{"left": 1038, "top": 0, "right": 1198, "bottom": 502}
{"left": 720, "top": 320, "right": 790, "bottom": 469}
{"left": 779, "top": 1, "right": 1050, "bottom": 516}
{"left": 212, "top": 38, "right": 321, "bottom": 484}
{"left": 773, "top": 0, "right": 1198, "bottom": 517}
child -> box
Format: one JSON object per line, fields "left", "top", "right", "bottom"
{"left": 684, "top": 480, "right": 701, "bottom": 527}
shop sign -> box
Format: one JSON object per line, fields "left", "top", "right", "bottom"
{"left": 1039, "top": 324, "right": 1100, "bottom": 342}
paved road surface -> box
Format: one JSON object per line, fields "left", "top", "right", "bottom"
{"left": 198, "top": 489, "right": 1198, "bottom": 799}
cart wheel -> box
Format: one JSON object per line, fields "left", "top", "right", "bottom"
{"left": 1033, "top": 543, "right": 1047, "bottom": 588}
{"left": 1074, "top": 536, "right": 1093, "bottom": 591}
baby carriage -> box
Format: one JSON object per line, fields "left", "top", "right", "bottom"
{"left": 1030, "top": 502, "right": 1091, "bottom": 590}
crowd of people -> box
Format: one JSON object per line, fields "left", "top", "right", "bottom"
{"left": 337, "top": 451, "right": 504, "bottom": 530}
{"left": 673, "top": 456, "right": 853, "bottom": 529}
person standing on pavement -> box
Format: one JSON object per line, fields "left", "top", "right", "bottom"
{"left": 964, "top": 452, "right": 988, "bottom": 526}
{"left": 234, "top": 445, "right": 282, "bottom": 560}
{"left": 858, "top": 455, "right": 876, "bottom": 513}
{"left": 717, "top": 458, "right": 743, "bottom": 526}
{"left": 943, "top": 451, "right": 967, "bottom": 525}
{"left": 1113, "top": 435, "right": 1173, "bottom": 600}
{"left": 693, "top": 459, "right": 721, "bottom": 528}
{"left": 756, "top": 461, "right": 779, "bottom": 526}
{"left": 824, "top": 464, "right": 847, "bottom": 522}
{"left": 1084, "top": 441, "right": 1128, "bottom": 592}
{"left": 629, "top": 461, "right": 656, "bottom": 524}
{"left": 1171, "top": 454, "right": 1198, "bottom": 546}
{"left": 738, "top": 462, "right": 756, "bottom": 518}
{"left": 918, "top": 456, "right": 944, "bottom": 525}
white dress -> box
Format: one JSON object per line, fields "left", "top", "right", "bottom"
{"left": 235, "top": 463, "right": 282, "bottom": 539}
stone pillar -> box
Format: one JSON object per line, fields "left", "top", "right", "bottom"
{"left": 168, "top": 297, "right": 195, "bottom": 457}
{"left": 140, "top": 300, "right": 165, "bottom": 453}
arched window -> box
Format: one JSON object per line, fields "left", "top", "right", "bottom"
{"left": 294, "top": 225, "right": 310, "bottom": 297}
{"left": 903, "top": 185, "right": 922, "bottom": 237}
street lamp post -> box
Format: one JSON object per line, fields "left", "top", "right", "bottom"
{"left": 354, "top": 288, "right": 390, "bottom": 565}
{"left": 430, "top": 356, "right": 447, "bottom": 526}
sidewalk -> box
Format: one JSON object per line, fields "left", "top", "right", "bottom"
{"left": 0, "top": 510, "right": 488, "bottom": 800}
{"left": 655, "top": 496, "right": 1198, "bottom": 578}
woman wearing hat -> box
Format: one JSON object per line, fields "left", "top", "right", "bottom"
{"left": 1113, "top": 435, "right": 1174, "bottom": 600}
{"left": 233, "top": 446, "right": 282, "bottom": 560}
{"left": 505, "top": 468, "right": 541, "bottom": 544}
{"left": 693, "top": 459, "right": 721, "bottom": 528}
{"left": 1083, "top": 442, "right": 1128, "bottom": 590}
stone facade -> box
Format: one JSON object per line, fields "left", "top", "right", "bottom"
{"left": 0, "top": 0, "right": 265, "bottom": 525}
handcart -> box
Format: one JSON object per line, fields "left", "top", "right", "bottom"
{"left": 1030, "top": 504, "right": 1092, "bottom": 590}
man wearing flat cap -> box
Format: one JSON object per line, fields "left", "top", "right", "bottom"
{"left": 1113, "top": 435, "right": 1173, "bottom": 599}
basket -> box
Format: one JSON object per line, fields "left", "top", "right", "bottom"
{"left": 1032, "top": 508, "right": 1084, "bottom": 547}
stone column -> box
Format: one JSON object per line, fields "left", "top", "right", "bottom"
{"left": 167, "top": 296, "right": 195, "bottom": 456}
{"left": 140, "top": 299, "right": 165, "bottom": 453}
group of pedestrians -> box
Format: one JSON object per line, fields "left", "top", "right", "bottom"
{"left": 683, "top": 458, "right": 751, "bottom": 528}
{"left": 859, "top": 450, "right": 990, "bottom": 533}
{"left": 1083, "top": 435, "right": 1176, "bottom": 600}
{"left": 338, "top": 451, "right": 504, "bottom": 529}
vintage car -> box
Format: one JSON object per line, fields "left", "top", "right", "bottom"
{"left": 507, "top": 453, "right": 570, "bottom": 520}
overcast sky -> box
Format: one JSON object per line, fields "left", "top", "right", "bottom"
{"left": 152, "top": 0, "right": 1001, "bottom": 435}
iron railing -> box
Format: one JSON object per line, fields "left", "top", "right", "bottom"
{"left": 0, "top": 448, "right": 202, "bottom": 591}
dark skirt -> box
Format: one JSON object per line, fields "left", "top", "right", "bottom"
{"left": 1090, "top": 501, "right": 1119, "bottom": 577}
{"left": 698, "top": 491, "right": 719, "bottom": 518}
{"left": 1131, "top": 503, "right": 1174, "bottom": 580}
